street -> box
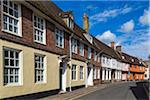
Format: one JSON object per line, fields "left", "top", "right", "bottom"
{"left": 77, "top": 81, "right": 149, "bottom": 100}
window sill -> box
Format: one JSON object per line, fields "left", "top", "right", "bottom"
{"left": 4, "top": 83, "right": 22, "bottom": 87}
{"left": 71, "top": 79, "right": 78, "bottom": 81}
{"left": 2, "top": 29, "right": 22, "bottom": 37}
{"left": 56, "top": 45, "right": 64, "bottom": 49}
{"left": 35, "top": 82, "right": 46, "bottom": 85}
{"left": 34, "top": 40, "right": 46, "bottom": 46}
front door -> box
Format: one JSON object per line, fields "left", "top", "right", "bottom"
{"left": 59, "top": 62, "right": 66, "bottom": 92}
{"left": 86, "top": 66, "right": 93, "bottom": 86}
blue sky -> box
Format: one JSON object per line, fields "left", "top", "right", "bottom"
{"left": 53, "top": 0, "right": 150, "bottom": 60}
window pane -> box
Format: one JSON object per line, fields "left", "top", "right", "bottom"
{"left": 5, "top": 59, "right": 9, "bottom": 66}
{"left": 14, "top": 4, "right": 18, "bottom": 10}
{"left": 10, "top": 59, "right": 14, "bottom": 66}
{"left": 9, "top": 25, "right": 13, "bottom": 31}
{"left": 3, "top": 5, "right": 8, "bottom": 13}
{"left": 9, "top": 8, "right": 13, "bottom": 16}
{"left": 4, "top": 50, "right": 9, "bottom": 57}
{"left": 10, "top": 51, "right": 14, "bottom": 58}
{"left": 3, "top": 1, "right": 8, "bottom": 5}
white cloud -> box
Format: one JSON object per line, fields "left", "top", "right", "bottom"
{"left": 96, "top": 30, "right": 116, "bottom": 44}
{"left": 89, "top": 5, "right": 132, "bottom": 27}
{"left": 117, "top": 28, "right": 150, "bottom": 59}
{"left": 139, "top": 9, "right": 150, "bottom": 25}
{"left": 118, "top": 20, "right": 134, "bottom": 33}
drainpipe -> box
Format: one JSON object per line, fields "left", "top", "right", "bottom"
{"left": 69, "top": 33, "right": 74, "bottom": 92}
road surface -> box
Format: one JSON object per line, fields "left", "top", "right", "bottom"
{"left": 77, "top": 81, "right": 149, "bottom": 100}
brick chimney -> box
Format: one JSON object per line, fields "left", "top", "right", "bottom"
{"left": 110, "top": 42, "right": 115, "bottom": 49}
{"left": 116, "top": 46, "right": 122, "bottom": 52}
{"left": 83, "top": 13, "right": 89, "bottom": 33}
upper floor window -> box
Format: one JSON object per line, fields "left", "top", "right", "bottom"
{"left": 33, "top": 15, "right": 46, "bottom": 44}
{"left": 102, "top": 56, "right": 105, "bottom": 64}
{"left": 35, "top": 54, "right": 45, "bottom": 83}
{"left": 55, "top": 28, "right": 64, "bottom": 48}
{"left": 3, "top": 48, "right": 21, "bottom": 85}
{"left": 2, "top": 0, "right": 21, "bottom": 36}
{"left": 88, "top": 47, "right": 91, "bottom": 59}
{"left": 71, "top": 38, "right": 77, "bottom": 54}
{"left": 67, "top": 18, "right": 74, "bottom": 30}
{"left": 94, "top": 51, "right": 97, "bottom": 61}
{"left": 93, "top": 66, "right": 96, "bottom": 79}
{"left": 97, "top": 56, "right": 100, "bottom": 62}
{"left": 79, "top": 43, "right": 84, "bottom": 56}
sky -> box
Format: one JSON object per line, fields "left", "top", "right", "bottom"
{"left": 53, "top": 0, "right": 150, "bottom": 60}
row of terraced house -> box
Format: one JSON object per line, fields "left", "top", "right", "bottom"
{"left": 0, "top": 1, "right": 147, "bottom": 99}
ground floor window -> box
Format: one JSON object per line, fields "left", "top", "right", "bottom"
{"left": 80, "top": 66, "right": 84, "bottom": 80}
{"left": 72, "top": 64, "right": 77, "bottom": 80}
{"left": 3, "top": 48, "right": 20, "bottom": 85}
{"left": 35, "top": 54, "right": 45, "bottom": 83}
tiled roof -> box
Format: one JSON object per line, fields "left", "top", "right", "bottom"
{"left": 27, "top": 1, "right": 72, "bottom": 33}
{"left": 93, "top": 37, "right": 119, "bottom": 60}
{"left": 27, "top": 1, "right": 145, "bottom": 66}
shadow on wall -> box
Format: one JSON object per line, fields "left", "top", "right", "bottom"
{"left": 130, "top": 81, "right": 149, "bottom": 100}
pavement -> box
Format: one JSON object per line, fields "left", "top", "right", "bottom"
{"left": 40, "top": 81, "right": 126, "bottom": 100}
{"left": 77, "top": 81, "right": 149, "bottom": 100}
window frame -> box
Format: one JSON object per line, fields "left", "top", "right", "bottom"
{"left": 1, "top": 0, "right": 22, "bottom": 37}
{"left": 79, "top": 43, "right": 84, "bottom": 57}
{"left": 71, "top": 38, "right": 77, "bottom": 54}
{"left": 33, "top": 14, "right": 46, "bottom": 45}
{"left": 3, "top": 47, "right": 21, "bottom": 86}
{"left": 71, "top": 64, "right": 77, "bottom": 80}
{"left": 55, "top": 28, "right": 64, "bottom": 48}
{"left": 80, "top": 66, "right": 84, "bottom": 80}
{"left": 34, "top": 54, "right": 46, "bottom": 83}
{"left": 94, "top": 51, "right": 97, "bottom": 61}
{"left": 88, "top": 47, "right": 91, "bottom": 59}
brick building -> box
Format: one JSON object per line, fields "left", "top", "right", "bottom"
{"left": 0, "top": 1, "right": 146, "bottom": 99}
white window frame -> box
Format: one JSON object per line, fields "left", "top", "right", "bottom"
{"left": 3, "top": 47, "right": 21, "bottom": 86}
{"left": 71, "top": 64, "right": 77, "bottom": 80}
{"left": 55, "top": 28, "right": 64, "bottom": 48}
{"left": 94, "top": 51, "right": 97, "bottom": 61}
{"left": 66, "top": 18, "right": 74, "bottom": 30}
{"left": 71, "top": 38, "right": 77, "bottom": 54}
{"left": 1, "top": 0, "right": 22, "bottom": 36}
{"left": 80, "top": 66, "right": 84, "bottom": 80}
{"left": 34, "top": 54, "right": 46, "bottom": 83}
{"left": 88, "top": 47, "right": 91, "bottom": 59}
{"left": 79, "top": 43, "right": 84, "bottom": 56}
{"left": 93, "top": 66, "right": 97, "bottom": 79}
{"left": 33, "top": 14, "right": 46, "bottom": 44}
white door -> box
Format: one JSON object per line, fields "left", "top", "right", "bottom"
{"left": 86, "top": 65, "right": 93, "bottom": 86}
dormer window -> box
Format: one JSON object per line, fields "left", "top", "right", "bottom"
{"left": 67, "top": 18, "right": 74, "bottom": 30}
{"left": 60, "top": 11, "right": 74, "bottom": 30}
{"left": 132, "top": 59, "right": 134, "bottom": 62}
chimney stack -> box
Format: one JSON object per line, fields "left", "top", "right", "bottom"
{"left": 116, "top": 46, "right": 122, "bottom": 52}
{"left": 83, "top": 13, "right": 89, "bottom": 33}
{"left": 110, "top": 42, "right": 115, "bottom": 49}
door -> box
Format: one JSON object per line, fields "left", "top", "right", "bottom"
{"left": 59, "top": 62, "right": 66, "bottom": 92}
